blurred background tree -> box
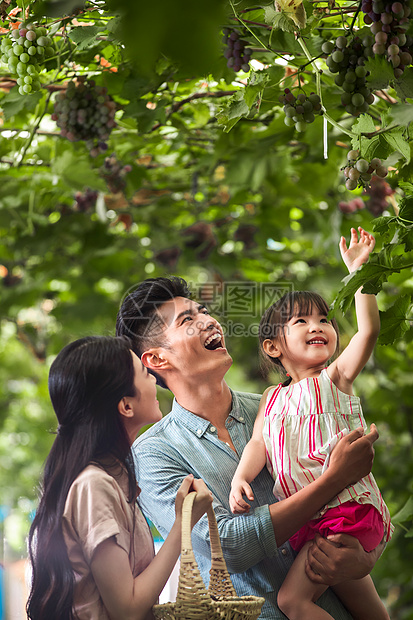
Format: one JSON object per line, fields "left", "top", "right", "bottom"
{"left": 0, "top": 0, "right": 412, "bottom": 616}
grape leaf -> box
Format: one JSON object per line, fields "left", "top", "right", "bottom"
{"left": 397, "top": 225, "right": 413, "bottom": 252}
{"left": 351, "top": 114, "right": 377, "bottom": 136}
{"left": 264, "top": 5, "right": 296, "bottom": 32}
{"left": 399, "top": 181, "right": 413, "bottom": 195}
{"left": 217, "top": 73, "right": 268, "bottom": 132}
{"left": 383, "top": 128, "right": 411, "bottom": 163}
{"left": 244, "top": 71, "right": 269, "bottom": 108}
{"left": 352, "top": 135, "right": 380, "bottom": 159}
{"left": 398, "top": 195, "right": 413, "bottom": 224}
{"left": 373, "top": 215, "right": 397, "bottom": 237}
{"left": 216, "top": 92, "right": 250, "bottom": 132}
{"left": 68, "top": 26, "right": 103, "bottom": 51}
{"left": 378, "top": 295, "right": 411, "bottom": 345}
{"left": 52, "top": 151, "right": 106, "bottom": 191}
{"left": 392, "top": 496, "right": 413, "bottom": 526}
{"left": 365, "top": 56, "right": 394, "bottom": 91}
{"left": 388, "top": 103, "right": 413, "bottom": 126}
{"left": 1, "top": 88, "right": 43, "bottom": 120}
{"left": 393, "top": 67, "right": 413, "bottom": 101}
{"left": 123, "top": 98, "right": 166, "bottom": 133}
{"left": 331, "top": 261, "right": 390, "bottom": 314}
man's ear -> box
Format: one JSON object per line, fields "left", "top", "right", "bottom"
{"left": 262, "top": 339, "right": 282, "bottom": 359}
{"left": 118, "top": 397, "right": 134, "bottom": 419}
{"left": 141, "top": 349, "right": 171, "bottom": 372}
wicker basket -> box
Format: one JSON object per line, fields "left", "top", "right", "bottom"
{"left": 153, "top": 492, "right": 265, "bottom": 620}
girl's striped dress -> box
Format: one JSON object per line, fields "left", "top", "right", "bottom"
{"left": 262, "top": 368, "right": 392, "bottom": 541}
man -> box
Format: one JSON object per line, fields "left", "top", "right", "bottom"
{"left": 116, "top": 276, "right": 383, "bottom": 619}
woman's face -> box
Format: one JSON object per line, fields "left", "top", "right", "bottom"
{"left": 129, "top": 352, "right": 163, "bottom": 433}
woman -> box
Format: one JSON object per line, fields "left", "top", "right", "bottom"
{"left": 27, "top": 336, "right": 212, "bottom": 620}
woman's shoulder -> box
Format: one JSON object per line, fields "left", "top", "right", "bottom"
{"left": 73, "top": 463, "right": 112, "bottom": 484}
{"left": 68, "top": 463, "right": 124, "bottom": 500}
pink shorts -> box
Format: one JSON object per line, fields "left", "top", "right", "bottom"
{"left": 289, "top": 502, "right": 384, "bottom": 553}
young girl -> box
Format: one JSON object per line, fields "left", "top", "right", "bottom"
{"left": 230, "top": 228, "right": 393, "bottom": 620}
{"left": 27, "top": 336, "right": 212, "bottom": 620}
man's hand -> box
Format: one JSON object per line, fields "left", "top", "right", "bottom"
{"left": 305, "top": 533, "right": 385, "bottom": 584}
{"left": 328, "top": 424, "right": 378, "bottom": 489}
{"left": 230, "top": 479, "right": 254, "bottom": 514}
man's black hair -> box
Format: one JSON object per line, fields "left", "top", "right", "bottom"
{"left": 116, "top": 277, "right": 192, "bottom": 389}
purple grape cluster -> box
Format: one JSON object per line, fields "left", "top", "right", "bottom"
{"left": 101, "top": 154, "right": 132, "bottom": 194}
{"left": 323, "top": 36, "right": 375, "bottom": 116}
{"left": 362, "top": 0, "right": 412, "bottom": 77}
{"left": 0, "top": 23, "right": 53, "bottom": 95}
{"left": 343, "top": 149, "right": 388, "bottom": 190}
{"left": 52, "top": 79, "right": 117, "bottom": 156}
{"left": 222, "top": 28, "right": 252, "bottom": 72}
{"left": 278, "top": 89, "right": 322, "bottom": 132}
{"left": 338, "top": 197, "right": 365, "bottom": 213}
{"left": 364, "top": 175, "right": 395, "bottom": 215}
{"left": 74, "top": 189, "right": 98, "bottom": 212}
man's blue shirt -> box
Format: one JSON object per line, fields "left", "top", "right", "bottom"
{"left": 133, "top": 389, "right": 352, "bottom": 619}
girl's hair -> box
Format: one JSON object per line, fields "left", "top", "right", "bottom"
{"left": 259, "top": 291, "right": 340, "bottom": 378}
{"left": 26, "top": 336, "right": 138, "bottom": 620}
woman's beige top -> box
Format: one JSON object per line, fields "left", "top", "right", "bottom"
{"left": 62, "top": 462, "right": 155, "bottom": 619}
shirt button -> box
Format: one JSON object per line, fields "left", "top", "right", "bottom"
{"left": 210, "top": 426, "right": 216, "bottom": 433}
{"left": 239, "top": 416, "right": 244, "bottom": 422}
{"left": 281, "top": 548, "right": 288, "bottom": 556}
{"left": 197, "top": 429, "right": 202, "bottom": 436}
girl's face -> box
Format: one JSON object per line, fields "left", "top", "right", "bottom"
{"left": 128, "top": 352, "right": 163, "bottom": 433}
{"left": 274, "top": 306, "right": 338, "bottom": 373}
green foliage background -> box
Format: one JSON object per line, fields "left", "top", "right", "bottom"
{"left": 0, "top": 0, "right": 412, "bottom": 616}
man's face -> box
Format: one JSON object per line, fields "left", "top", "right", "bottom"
{"left": 148, "top": 296, "right": 232, "bottom": 380}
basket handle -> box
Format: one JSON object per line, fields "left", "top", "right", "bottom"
{"left": 206, "top": 503, "right": 237, "bottom": 598}
{"left": 175, "top": 492, "right": 214, "bottom": 612}
{"left": 180, "top": 492, "right": 236, "bottom": 599}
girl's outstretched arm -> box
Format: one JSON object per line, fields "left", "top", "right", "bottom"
{"left": 229, "top": 387, "right": 271, "bottom": 514}
{"left": 328, "top": 227, "right": 380, "bottom": 391}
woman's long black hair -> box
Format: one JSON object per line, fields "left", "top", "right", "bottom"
{"left": 26, "top": 336, "right": 138, "bottom": 620}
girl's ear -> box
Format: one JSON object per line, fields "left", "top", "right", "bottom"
{"left": 118, "top": 397, "right": 134, "bottom": 419}
{"left": 262, "top": 338, "right": 282, "bottom": 359}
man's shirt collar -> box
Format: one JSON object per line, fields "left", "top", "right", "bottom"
{"left": 171, "top": 389, "right": 246, "bottom": 437}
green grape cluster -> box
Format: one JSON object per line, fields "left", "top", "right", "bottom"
{"left": 343, "top": 149, "right": 388, "bottom": 190}
{"left": 278, "top": 89, "right": 323, "bottom": 132}
{"left": 322, "top": 36, "right": 375, "bottom": 116}
{"left": 52, "top": 79, "right": 117, "bottom": 156}
{"left": 0, "top": 24, "right": 53, "bottom": 95}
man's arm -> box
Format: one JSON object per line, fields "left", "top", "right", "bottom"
{"left": 134, "top": 422, "right": 378, "bottom": 575}
{"left": 134, "top": 440, "right": 278, "bottom": 574}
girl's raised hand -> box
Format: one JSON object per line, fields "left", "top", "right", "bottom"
{"left": 339, "top": 227, "right": 375, "bottom": 273}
